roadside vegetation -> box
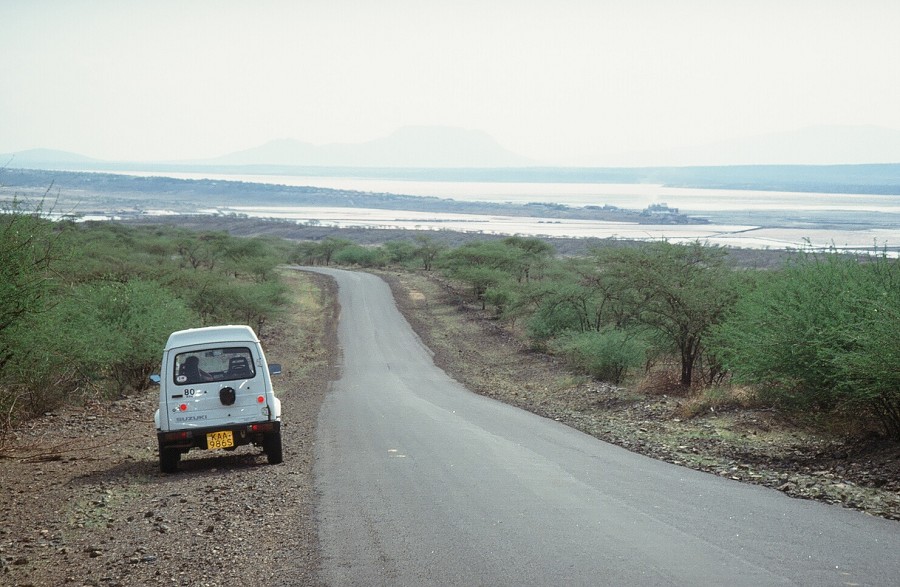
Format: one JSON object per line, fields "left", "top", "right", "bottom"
{"left": 293, "top": 232, "right": 900, "bottom": 442}
{"left": 0, "top": 201, "right": 293, "bottom": 428}
{"left": 3, "top": 203, "right": 898, "bottom": 445}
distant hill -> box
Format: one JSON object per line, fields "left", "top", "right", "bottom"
{"left": 0, "top": 148, "right": 100, "bottom": 167}
{"left": 3, "top": 125, "right": 900, "bottom": 195}
{"left": 603, "top": 125, "right": 900, "bottom": 167}
{"left": 1, "top": 127, "right": 531, "bottom": 169}
{"left": 205, "top": 126, "right": 534, "bottom": 168}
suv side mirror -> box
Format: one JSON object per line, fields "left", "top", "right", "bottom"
{"left": 268, "top": 364, "right": 282, "bottom": 376}
{"left": 149, "top": 374, "right": 161, "bottom": 385}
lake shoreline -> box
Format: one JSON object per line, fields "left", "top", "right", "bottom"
{"left": 2, "top": 167, "right": 898, "bottom": 253}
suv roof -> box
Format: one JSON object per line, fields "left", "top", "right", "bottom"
{"left": 164, "top": 325, "right": 259, "bottom": 351}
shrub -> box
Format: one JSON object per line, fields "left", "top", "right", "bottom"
{"left": 713, "top": 251, "right": 900, "bottom": 438}
{"left": 445, "top": 266, "right": 508, "bottom": 310}
{"left": 177, "top": 275, "right": 287, "bottom": 335}
{"left": 333, "top": 244, "right": 388, "bottom": 268}
{"left": 0, "top": 202, "right": 58, "bottom": 370}
{"left": 550, "top": 329, "right": 647, "bottom": 384}
{"left": 483, "top": 284, "right": 517, "bottom": 317}
{"left": 381, "top": 240, "right": 418, "bottom": 265}
{"left": 527, "top": 300, "right": 584, "bottom": 342}
{"left": 0, "top": 219, "right": 294, "bottom": 427}
{"left": 522, "top": 281, "right": 598, "bottom": 342}
{"left": 3, "top": 279, "right": 197, "bottom": 417}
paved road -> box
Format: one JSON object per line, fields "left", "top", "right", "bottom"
{"left": 308, "top": 268, "right": 900, "bottom": 586}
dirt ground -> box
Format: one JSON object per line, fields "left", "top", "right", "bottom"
{"left": 1, "top": 267, "right": 897, "bottom": 586}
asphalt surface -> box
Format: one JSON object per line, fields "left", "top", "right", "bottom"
{"left": 308, "top": 268, "right": 900, "bottom": 587}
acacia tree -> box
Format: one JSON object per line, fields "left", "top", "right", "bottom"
{"left": 594, "top": 241, "right": 737, "bottom": 387}
{"left": 289, "top": 242, "right": 323, "bottom": 265}
{"left": 502, "top": 236, "right": 554, "bottom": 282}
{"left": 440, "top": 241, "right": 528, "bottom": 310}
{"left": 550, "top": 329, "right": 647, "bottom": 384}
{"left": 414, "top": 235, "right": 445, "bottom": 271}
{"left": 333, "top": 244, "right": 388, "bottom": 268}
{"left": 222, "top": 236, "right": 280, "bottom": 281}
{"left": 317, "top": 237, "right": 354, "bottom": 266}
{"left": 521, "top": 280, "right": 598, "bottom": 340}
{"left": 4, "top": 278, "right": 198, "bottom": 415}
{"left": 381, "top": 240, "right": 417, "bottom": 265}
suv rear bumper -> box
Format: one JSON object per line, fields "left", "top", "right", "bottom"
{"left": 157, "top": 420, "right": 281, "bottom": 452}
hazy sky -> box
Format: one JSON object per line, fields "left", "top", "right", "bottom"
{"left": 2, "top": 0, "right": 899, "bottom": 165}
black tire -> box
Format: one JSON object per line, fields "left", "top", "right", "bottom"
{"left": 160, "top": 447, "right": 180, "bottom": 473}
{"left": 264, "top": 430, "right": 283, "bottom": 465}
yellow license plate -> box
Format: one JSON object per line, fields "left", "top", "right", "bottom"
{"left": 206, "top": 430, "right": 234, "bottom": 450}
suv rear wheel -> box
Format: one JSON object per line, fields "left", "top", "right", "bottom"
{"left": 160, "top": 445, "right": 180, "bottom": 473}
{"left": 264, "top": 430, "right": 283, "bottom": 465}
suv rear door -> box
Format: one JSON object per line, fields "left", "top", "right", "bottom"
{"left": 164, "top": 344, "right": 270, "bottom": 429}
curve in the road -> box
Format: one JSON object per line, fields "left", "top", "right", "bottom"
{"left": 307, "top": 268, "right": 900, "bottom": 587}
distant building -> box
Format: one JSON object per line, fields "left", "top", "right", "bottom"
{"left": 642, "top": 202, "right": 679, "bottom": 216}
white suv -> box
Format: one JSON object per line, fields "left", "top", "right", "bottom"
{"left": 153, "top": 325, "right": 283, "bottom": 473}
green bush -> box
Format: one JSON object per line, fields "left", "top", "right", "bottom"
{"left": 289, "top": 241, "right": 323, "bottom": 265}
{"left": 173, "top": 272, "right": 287, "bottom": 335}
{"left": 713, "top": 252, "right": 900, "bottom": 438}
{"left": 483, "top": 284, "right": 517, "bottom": 317}
{"left": 523, "top": 281, "right": 598, "bottom": 341}
{"left": 222, "top": 236, "right": 282, "bottom": 281}
{"left": 0, "top": 218, "right": 292, "bottom": 426}
{"left": 0, "top": 204, "right": 57, "bottom": 367}
{"left": 98, "top": 279, "right": 198, "bottom": 392}
{"left": 550, "top": 329, "right": 647, "bottom": 384}
{"left": 221, "top": 280, "right": 289, "bottom": 335}
{"left": 333, "top": 244, "right": 388, "bottom": 268}
{"left": 4, "top": 279, "right": 197, "bottom": 415}
{"left": 448, "top": 266, "right": 508, "bottom": 310}
{"left": 381, "top": 240, "right": 418, "bottom": 265}
{"left": 317, "top": 237, "right": 355, "bottom": 265}
{"left": 413, "top": 235, "right": 444, "bottom": 271}
{"left": 527, "top": 299, "right": 585, "bottom": 342}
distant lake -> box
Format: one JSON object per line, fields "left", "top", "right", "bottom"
{"left": 112, "top": 169, "right": 900, "bottom": 212}
{"left": 104, "top": 169, "right": 900, "bottom": 253}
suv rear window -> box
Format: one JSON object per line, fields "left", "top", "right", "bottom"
{"left": 174, "top": 347, "right": 256, "bottom": 384}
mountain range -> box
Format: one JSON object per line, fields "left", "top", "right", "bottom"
{"left": 0, "top": 126, "right": 531, "bottom": 169}
{"left": 203, "top": 126, "right": 533, "bottom": 168}
{"left": 3, "top": 124, "right": 900, "bottom": 169}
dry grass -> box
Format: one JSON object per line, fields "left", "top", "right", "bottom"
{"left": 267, "top": 269, "right": 334, "bottom": 382}
{"left": 676, "top": 384, "right": 760, "bottom": 419}
{"left": 632, "top": 367, "right": 688, "bottom": 397}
